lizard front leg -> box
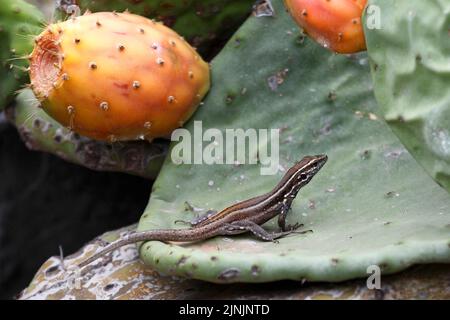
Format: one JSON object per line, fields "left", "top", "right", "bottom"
{"left": 277, "top": 202, "right": 303, "bottom": 232}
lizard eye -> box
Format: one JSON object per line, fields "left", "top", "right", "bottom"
{"left": 300, "top": 173, "right": 308, "bottom": 180}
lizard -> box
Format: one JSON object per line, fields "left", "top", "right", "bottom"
{"left": 78, "top": 154, "right": 328, "bottom": 268}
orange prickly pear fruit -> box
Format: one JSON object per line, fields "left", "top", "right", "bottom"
{"left": 284, "top": 0, "right": 367, "bottom": 54}
{"left": 29, "top": 11, "right": 210, "bottom": 142}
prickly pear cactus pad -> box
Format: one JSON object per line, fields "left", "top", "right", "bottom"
{"left": 9, "top": 89, "right": 168, "bottom": 179}
{"left": 363, "top": 0, "right": 450, "bottom": 192}
{"left": 134, "top": 0, "right": 450, "bottom": 283}
{"left": 0, "top": 0, "right": 44, "bottom": 110}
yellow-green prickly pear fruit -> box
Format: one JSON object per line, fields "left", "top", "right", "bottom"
{"left": 29, "top": 11, "right": 210, "bottom": 142}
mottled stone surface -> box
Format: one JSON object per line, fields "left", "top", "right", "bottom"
{"left": 19, "top": 225, "right": 450, "bottom": 300}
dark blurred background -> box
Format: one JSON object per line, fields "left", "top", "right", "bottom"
{"left": 0, "top": 120, "right": 152, "bottom": 299}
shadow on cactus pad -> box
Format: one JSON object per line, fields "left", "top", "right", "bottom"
{"left": 137, "top": 1, "right": 450, "bottom": 283}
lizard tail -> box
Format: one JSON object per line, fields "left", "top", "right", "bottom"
{"left": 77, "top": 232, "right": 154, "bottom": 269}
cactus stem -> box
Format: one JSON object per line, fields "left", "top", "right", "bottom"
{"left": 100, "top": 101, "right": 109, "bottom": 110}
{"left": 132, "top": 81, "right": 141, "bottom": 89}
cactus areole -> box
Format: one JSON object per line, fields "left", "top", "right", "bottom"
{"left": 284, "top": 0, "right": 367, "bottom": 54}
{"left": 29, "top": 11, "right": 210, "bottom": 142}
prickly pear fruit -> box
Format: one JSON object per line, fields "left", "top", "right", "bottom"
{"left": 284, "top": 0, "right": 367, "bottom": 54}
{"left": 29, "top": 11, "right": 210, "bottom": 142}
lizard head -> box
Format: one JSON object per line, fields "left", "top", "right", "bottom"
{"left": 294, "top": 154, "right": 328, "bottom": 184}
{"left": 278, "top": 154, "right": 328, "bottom": 192}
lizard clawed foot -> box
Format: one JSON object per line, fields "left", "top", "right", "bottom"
{"left": 292, "top": 229, "right": 313, "bottom": 235}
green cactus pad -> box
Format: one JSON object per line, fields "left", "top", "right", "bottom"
{"left": 136, "top": 1, "right": 450, "bottom": 283}
{"left": 364, "top": 0, "right": 450, "bottom": 191}
{"left": 11, "top": 89, "right": 168, "bottom": 179}
{"left": 0, "top": 0, "right": 44, "bottom": 110}
{"left": 74, "top": 0, "right": 255, "bottom": 57}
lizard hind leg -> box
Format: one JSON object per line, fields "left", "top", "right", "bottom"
{"left": 223, "top": 220, "right": 307, "bottom": 243}
{"left": 174, "top": 209, "right": 218, "bottom": 227}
